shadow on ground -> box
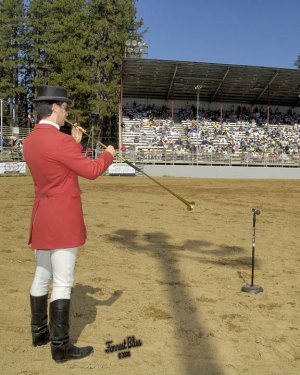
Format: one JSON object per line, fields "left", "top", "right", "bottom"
{"left": 104, "top": 229, "right": 247, "bottom": 375}
{"left": 70, "top": 284, "right": 122, "bottom": 343}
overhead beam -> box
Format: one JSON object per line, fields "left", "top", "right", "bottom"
{"left": 166, "top": 64, "right": 178, "bottom": 100}
{"left": 210, "top": 67, "right": 230, "bottom": 102}
{"left": 253, "top": 71, "right": 279, "bottom": 104}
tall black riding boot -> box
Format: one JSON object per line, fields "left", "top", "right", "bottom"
{"left": 50, "top": 299, "right": 93, "bottom": 362}
{"left": 30, "top": 294, "right": 50, "bottom": 346}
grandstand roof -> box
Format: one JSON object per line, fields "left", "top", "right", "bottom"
{"left": 122, "top": 58, "right": 300, "bottom": 107}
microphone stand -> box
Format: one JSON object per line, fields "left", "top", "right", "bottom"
{"left": 241, "top": 209, "right": 263, "bottom": 294}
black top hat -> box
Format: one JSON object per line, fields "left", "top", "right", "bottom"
{"left": 34, "top": 85, "right": 72, "bottom": 104}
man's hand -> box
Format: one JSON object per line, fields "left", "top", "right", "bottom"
{"left": 105, "top": 145, "right": 116, "bottom": 157}
{"left": 71, "top": 124, "right": 83, "bottom": 143}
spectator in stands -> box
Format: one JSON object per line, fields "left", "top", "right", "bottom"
{"left": 94, "top": 144, "right": 101, "bottom": 158}
{"left": 86, "top": 146, "right": 92, "bottom": 159}
{"left": 120, "top": 144, "right": 127, "bottom": 156}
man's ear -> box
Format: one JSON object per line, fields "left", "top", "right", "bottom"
{"left": 52, "top": 103, "right": 59, "bottom": 113}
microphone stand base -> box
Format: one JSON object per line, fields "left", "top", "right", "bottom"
{"left": 241, "top": 285, "right": 263, "bottom": 294}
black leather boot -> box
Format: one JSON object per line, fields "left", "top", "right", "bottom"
{"left": 50, "top": 299, "right": 93, "bottom": 362}
{"left": 30, "top": 294, "right": 50, "bottom": 346}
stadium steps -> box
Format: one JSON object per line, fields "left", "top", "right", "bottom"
{"left": 173, "top": 122, "right": 187, "bottom": 143}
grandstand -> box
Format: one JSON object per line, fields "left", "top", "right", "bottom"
{"left": 120, "top": 115, "right": 299, "bottom": 168}
{"left": 119, "top": 58, "right": 300, "bottom": 170}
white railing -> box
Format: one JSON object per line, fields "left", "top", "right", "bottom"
{"left": 117, "top": 150, "right": 300, "bottom": 168}
{"left": 1, "top": 147, "right": 299, "bottom": 168}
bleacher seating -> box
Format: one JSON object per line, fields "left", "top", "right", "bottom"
{"left": 121, "top": 108, "right": 300, "bottom": 166}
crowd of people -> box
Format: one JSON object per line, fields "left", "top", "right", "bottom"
{"left": 183, "top": 120, "right": 300, "bottom": 162}
{"left": 122, "top": 104, "right": 300, "bottom": 163}
{"left": 123, "top": 102, "right": 171, "bottom": 120}
{"left": 178, "top": 104, "right": 300, "bottom": 126}
{"left": 1, "top": 103, "right": 300, "bottom": 163}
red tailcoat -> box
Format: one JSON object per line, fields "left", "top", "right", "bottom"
{"left": 24, "top": 123, "right": 113, "bottom": 249}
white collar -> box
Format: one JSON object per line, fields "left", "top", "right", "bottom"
{"left": 39, "top": 120, "right": 60, "bottom": 130}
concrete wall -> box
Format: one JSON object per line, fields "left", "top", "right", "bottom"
{"left": 143, "top": 165, "right": 300, "bottom": 179}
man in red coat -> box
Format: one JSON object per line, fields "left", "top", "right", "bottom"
{"left": 24, "top": 85, "right": 116, "bottom": 362}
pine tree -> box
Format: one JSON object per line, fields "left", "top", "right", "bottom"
{"left": 0, "top": 0, "right": 27, "bottom": 126}
{"left": 294, "top": 54, "right": 300, "bottom": 69}
{"left": 85, "top": 0, "right": 143, "bottom": 142}
{"left": 27, "top": 0, "right": 90, "bottom": 112}
{"left": 2, "top": 0, "right": 144, "bottom": 141}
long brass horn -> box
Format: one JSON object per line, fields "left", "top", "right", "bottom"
{"left": 65, "top": 120, "right": 195, "bottom": 211}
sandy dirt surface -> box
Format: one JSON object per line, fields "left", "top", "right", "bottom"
{"left": 0, "top": 175, "right": 299, "bottom": 375}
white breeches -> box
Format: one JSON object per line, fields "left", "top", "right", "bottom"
{"left": 30, "top": 248, "right": 78, "bottom": 301}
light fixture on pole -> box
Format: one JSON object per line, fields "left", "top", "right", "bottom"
{"left": 125, "top": 39, "right": 148, "bottom": 58}
{"left": 194, "top": 85, "right": 202, "bottom": 159}
{"left": 194, "top": 84, "right": 202, "bottom": 121}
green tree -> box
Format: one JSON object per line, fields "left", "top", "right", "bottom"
{"left": 84, "top": 0, "right": 143, "bottom": 142}
{"left": 27, "top": 0, "right": 90, "bottom": 117}
{"left": 26, "top": 0, "right": 143, "bottom": 143}
{"left": 294, "top": 54, "right": 300, "bottom": 69}
{"left": 0, "top": 0, "right": 27, "bottom": 126}
{"left": 2, "top": 0, "right": 144, "bottom": 143}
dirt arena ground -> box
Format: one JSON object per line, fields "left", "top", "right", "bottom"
{"left": 0, "top": 175, "right": 299, "bottom": 375}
